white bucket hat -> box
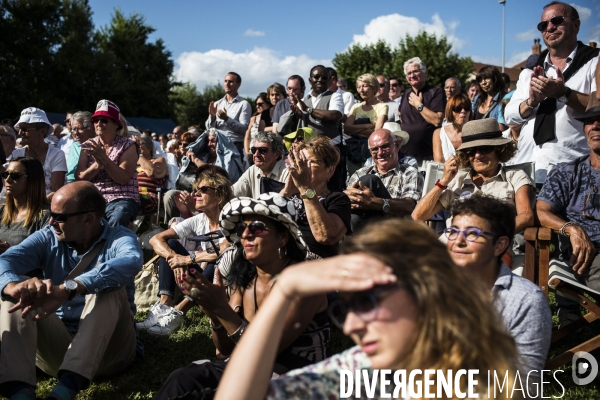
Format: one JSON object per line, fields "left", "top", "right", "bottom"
{"left": 14, "top": 107, "right": 54, "bottom": 136}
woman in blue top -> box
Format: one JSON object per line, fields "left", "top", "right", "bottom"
{"left": 472, "top": 65, "right": 507, "bottom": 131}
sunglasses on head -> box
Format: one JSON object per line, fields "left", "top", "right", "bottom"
{"left": 463, "top": 146, "right": 496, "bottom": 156}
{"left": 235, "top": 221, "right": 270, "bottom": 237}
{"left": 195, "top": 186, "right": 215, "bottom": 194}
{"left": 250, "top": 147, "right": 269, "bottom": 155}
{"left": 50, "top": 209, "right": 97, "bottom": 223}
{"left": 537, "top": 15, "right": 567, "bottom": 32}
{"left": 1, "top": 171, "right": 27, "bottom": 181}
{"left": 328, "top": 285, "right": 400, "bottom": 329}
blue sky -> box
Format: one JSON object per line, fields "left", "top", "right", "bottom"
{"left": 88, "top": 0, "right": 598, "bottom": 96}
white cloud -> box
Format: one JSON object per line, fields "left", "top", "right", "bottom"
{"left": 515, "top": 29, "right": 539, "bottom": 42}
{"left": 571, "top": 3, "right": 592, "bottom": 21}
{"left": 244, "top": 29, "right": 265, "bottom": 37}
{"left": 174, "top": 48, "right": 329, "bottom": 97}
{"left": 350, "top": 13, "right": 464, "bottom": 51}
{"left": 586, "top": 23, "right": 600, "bottom": 44}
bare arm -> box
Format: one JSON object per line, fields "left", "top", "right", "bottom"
{"left": 303, "top": 197, "right": 347, "bottom": 245}
{"left": 514, "top": 185, "right": 534, "bottom": 233}
{"left": 75, "top": 147, "right": 99, "bottom": 181}
{"left": 244, "top": 115, "right": 257, "bottom": 157}
{"left": 101, "top": 144, "right": 138, "bottom": 185}
{"left": 411, "top": 156, "right": 458, "bottom": 221}
{"left": 374, "top": 113, "right": 387, "bottom": 130}
{"left": 148, "top": 228, "right": 181, "bottom": 259}
{"left": 432, "top": 128, "right": 444, "bottom": 162}
{"left": 138, "top": 156, "right": 167, "bottom": 179}
{"left": 310, "top": 108, "right": 342, "bottom": 123}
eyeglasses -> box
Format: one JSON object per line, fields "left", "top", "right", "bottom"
{"left": 443, "top": 227, "right": 497, "bottom": 242}
{"left": 537, "top": 15, "right": 568, "bottom": 32}
{"left": 379, "top": 83, "right": 387, "bottom": 88}
{"left": 368, "top": 142, "right": 393, "bottom": 154}
{"left": 463, "top": 146, "right": 496, "bottom": 157}
{"left": 311, "top": 74, "right": 328, "bottom": 81}
{"left": 92, "top": 118, "right": 110, "bottom": 125}
{"left": 1, "top": 171, "right": 28, "bottom": 181}
{"left": 452, "top": 105, "right": 470, "bottom": 113}
{"left": 582, "top": 187, "right": 600, "bottom": 221}
{"left": 405, "top": 69, "right": 423, "bottom": 77}
{"left": 328, "top": 285, "right": 399, "bottom": 329}
{"left": 195, "top": 186, "right": 215, "bottom": 194}
{"left": 71, "top": 127, "right": 90, "bottom": 133}
{"left": 256, "top": 102, "right": 266, "bottom": 107}
{"left": 250, "top": 147, "right": 269, "bottom": 155}
{"left": 235, "top": 221, "right": 270, "bottom": 237}
{"left": 49, "top": 209, "right": 97, "bottom": 223}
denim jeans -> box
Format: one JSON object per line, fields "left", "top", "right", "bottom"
{"left": 158, "top": 239, "right": 215, "bottom": 298}
{"left": 105, "top": 198, "right": 140, "bottom": 227}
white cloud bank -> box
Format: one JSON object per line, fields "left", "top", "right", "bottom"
{"left": 571, "top": 3, "right": 591, "bottom": 21}
{"left": 244, "top": 29, "right": 265, "bottom": 37}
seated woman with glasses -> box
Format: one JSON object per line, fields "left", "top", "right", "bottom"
{"left": 141, "top": 167, "right": 233, "bottom": 335}
{"left": 214, "top": 218, "right": 520, "bottom": 400}
{"left": 445, "top": 194, "right": 552, "bottom": 390}
{"left": 155, "top": 193, "right": 330, "bottom": 398}
{"left": 413, "top": 118, "right": 534, "bottom": 238}
{"left": 0, "top": 157, "right": 49, "bottom": 254}
{"left": 245, "top": 92, "right": 271, "bottom": 159}
{"left": 432, "top": 93, "right": 472, "bottom": 162}
{"left": 281, "top": 136, "right": 351, "bottom": 259}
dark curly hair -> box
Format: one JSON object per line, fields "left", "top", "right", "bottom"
{"left": 456, "top": 141, "right": 518, "bottom": 168}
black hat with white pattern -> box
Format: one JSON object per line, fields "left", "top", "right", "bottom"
{"left": 220, "top": 193, "right": 307, "bottom": 257}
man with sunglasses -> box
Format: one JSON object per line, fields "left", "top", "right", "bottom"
{"left": 505, "top": 1, "right": 599, "bottom": 184}
{"left": 537, "top": 93, "right": 600, "bottom": 327}
{"left": 233, "top": 131, "right": 289, "bottom": 199}
{"left": 446, "top": 195, "right": 551, "bottom": 391}
{"left": 376, "top": 75, "right": 399, "bottom": 123}
{"left": 388, "top": 77, "right": 403, "bottom": 104}
{"left": 0, "top": 181, "right": 143, "bottom": 400}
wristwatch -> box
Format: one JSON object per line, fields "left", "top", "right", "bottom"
{"left": 190, "top": 251, "right": 197, "bottom": 264}
{"left": 557, "top": 87, "right": 572, "bottom": 104}
{"left": 417, "top": 104, "right": 424, "bottom": 112}
{"left": 64, "top": 279, "right": 79, "bottom": 301}
{"left": 307, "top": 107, "right": 313, "bottom": 115}
{"left": 382, "top": 199, "right": 390, "bottom": 213}
{"left": 301, "top": 189, "right": 316, "bottom": 199}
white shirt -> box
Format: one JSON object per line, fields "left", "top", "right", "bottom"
{"left": 505, "top": 45, "right": 598, "bottom": 183}
{"left": 304, "top": 90, "right": 344, "bottom": 114}
{"left": 172, "top": 212, "right": 225, "bottom": 253}
{"left": 232, "top": 159, "right": 289, "bottom": 199}
{"left": 337, "top": 88, "right": 357, "bottom": 116}
{"left": 205, "top": 95, "right": 252, "bottom": 144}
{"left": 58, "top": 134, "right": 75, "bottom": 156}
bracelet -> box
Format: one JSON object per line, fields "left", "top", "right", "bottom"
{"left": 227, "top": 320, "right": 248, "bottom": 343}
{"left": 435, "top": 180, "right": 448, "bottom": 190}
{"left": 210, "top": 320, "right": 223, "bottom": 331}
{"left": 560, "top": 221, "right": 576, "bottom": 237}
{"left": 525, "top": 99, "right": 537, "bottom": 110}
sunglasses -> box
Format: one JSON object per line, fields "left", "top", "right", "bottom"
{"left": 92, "top": 117, "right": 110, "bottom": 125}
{"left": 443, "top": 227, "right": 497, "bottom": 242}
{"left": 379, "top": 83, "right": 387, "bottom": 88}
{"left": 537, "top": 15, "right": 567, "bottom": 32}
{"left": 452, "top": 105, "right": 470, "bottom": 113}
{"left": 250, "top": 147, "right": 269, "bottom": 155}
{"left": 235, "top": 221, "right": 270, "bottom": 237}
{"left": 1, "top": 171, "right": 28, "bottom": 181}
{"left": 328, "top": 285, "right": 399, "bottom": 329}
{"left": 50, "top": 209, "right": 97, "bottom": 223}
{"left": 463, "top": 146, "right": 496, "bottom": 157}
{"left": 195, "top": 186, "right": 215, "bottom": 194}
{"left": 256, "top": 102, "right": 266, "bottom": 107}
{"left": 311, "top": 74, "right": 328, "bottom": 81}
{"left": 390, "top": 83, "right": 399, "bottom": 87}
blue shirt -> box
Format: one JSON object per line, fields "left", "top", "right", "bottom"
{"left": 0, "top": 220, "right": 143, "bottom": 332}
{"left": 472, "top": 92, "right": 505, "bottom": 126}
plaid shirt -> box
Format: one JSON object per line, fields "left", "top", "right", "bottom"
{"left": 348, "top": 163, "right": 423, "bottom": 201}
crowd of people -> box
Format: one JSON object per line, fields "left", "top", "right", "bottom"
{"left": 0, "top": 1, "right": 599, "bottom": 399}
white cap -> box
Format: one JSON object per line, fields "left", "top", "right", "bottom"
{"left": 14, "top": 107, "right": 54, "bottom": 136}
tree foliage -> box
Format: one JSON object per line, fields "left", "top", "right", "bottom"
{"left": 170, "top": 83, "right": 226, "bottom": 129}
{"left": 0, "top": 0, "right": 175, "bottom": 120}
{"left": 333, "top": 32, "right": 473, "bottom": 96}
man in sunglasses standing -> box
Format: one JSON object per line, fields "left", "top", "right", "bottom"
{"left": 537, "top": 93, "right": 600, "bottom": 327}
{"left": 0, "top": 181, "right": 143, "bottom": 400}
{"left": 505, "top": 1, "right": 599, "bottom": 185}
{"left": 376, "top": 75, "right": 399, "bottom": 123}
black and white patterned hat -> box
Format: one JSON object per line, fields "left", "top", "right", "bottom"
{"left": 220, "top": 193, "right": 306, "bottom": 255}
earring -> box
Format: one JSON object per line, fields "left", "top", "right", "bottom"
{"left": 278, "top": 245, "right": 288, "bottom": 259}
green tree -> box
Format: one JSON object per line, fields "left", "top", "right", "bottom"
{"left": 170, "top": 82, "right": 226, "bottom": 128}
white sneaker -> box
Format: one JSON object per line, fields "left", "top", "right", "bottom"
{"left": 147, "top": 307, "right": 185, "bottom": 335}
{"left": 136, "top": 302, "right": 170, "bottom": 330}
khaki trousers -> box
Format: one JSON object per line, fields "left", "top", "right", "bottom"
{"left": 0, "top": 288, "right": 136, "bottom": 386}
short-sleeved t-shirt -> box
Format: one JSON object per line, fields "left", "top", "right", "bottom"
{"left": 349, "top": 102, "right": 388, "bottom": 125}
{"left": 538, "top": 155, "right": 600, "bottom": 251}
{"left": 172, "top": 212, "right": 225, "bottom": 253}
{"left": 291, "top": 192, "right": 351, "bottom": 258}
{"left": 398, "top": 83, "right": 446, "bottom": 160}
{"left": 12, "top": 146, "right": 67, "bottom": 195}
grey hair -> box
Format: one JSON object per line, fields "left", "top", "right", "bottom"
{"left": 338, "top": 77, "right": 348, "bottom": 87}
{"left": 140, "top": 134, "right": 154, "bottom": 155}
{"left": 446, "top": 77, "right": 462, "bottom": 89}
{"left": 250, "top": 131, "right": 284, "bottom": 154}
{"left": 403, "top": 57, "right": 427, "bottom": 74}
{"left": 70, "top": 111, "right": 93, "bottom": 129}
{"left": 0, "top": 124, "right": 16, "bottom": 139}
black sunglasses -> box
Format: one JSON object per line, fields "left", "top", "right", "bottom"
{"left": 537, "top": 15, "right": 567, "bottom": 32}
{"left": 50, "top": 209, "right": 97, "bottom": 223}
{"left": 452, "top": 105, "right": 470, "bottom": 113}
{"left": 1, "top": 171, "right": 28, "bottom": 181}
{"left": 463, "top": 146, "right": 496, "bottom": 157}
{"left": 311, "top": 74, "right": 328, "bottom": 81}
{"left": 195, "top": 186, "right": 215, "bottom": 194}
{"left": 328, "top": 285, "right": 400, "bottom": 329}
{"left": 250, "top": 147, "right": 269, "bottom": 155}
{"left": 235, "top": 221, "right": 270, "bottom": 237}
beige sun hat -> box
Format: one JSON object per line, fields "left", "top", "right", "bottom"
{"left": 456, "top": 118, "right": 511, "bottom": 151}
{"left": 382, "top": 122, "right": 410, "bottom": 146}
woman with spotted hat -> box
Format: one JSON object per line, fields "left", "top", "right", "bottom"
{"left": 155, "top": 192, "right": 331, "bottom": 399}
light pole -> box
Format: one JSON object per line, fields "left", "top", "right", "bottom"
{"left": 499, "top": 0, "right": 506, "bottom": 72}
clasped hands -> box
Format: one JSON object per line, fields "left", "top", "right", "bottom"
{"left": 343, "top": 181, "right": 379, "bottom": 210}
{"left": 3, "top": 278, "right": 70, "bottom": 320}
{"left": 209, "top": 101, "right": 229, "bottom": 122}
{"left": 528, "top": 65, "right": 568, "bottom": 105}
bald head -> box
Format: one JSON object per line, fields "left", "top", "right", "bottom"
{"left": 53, "top": 182, "right": 106, "bottom": 218}
{"left": 369, "top": 129, "right": 395, "bottom": 146}
{"left": 368, "top": 129, "right": 399, "bottom": 173}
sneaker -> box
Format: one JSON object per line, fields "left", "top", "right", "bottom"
{"left": 136, "top": 302, "right": 170, "bottom": 330}
{"left": 147, "top": 307, "right": 185, "bottom": 335}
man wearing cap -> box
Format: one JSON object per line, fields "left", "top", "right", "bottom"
{"left": 505, "top": 1, "right": 599, "bottom": 184}
{"left": 75, "top": 100, "right": 140, "bottom": 227}
{"left": 0, "top": 182, "right": 142, "bottom": 400}
{"left": 206, "top": 72, "right": 251, "bottom": 158}
{"left": 345, "top": 126, "right": 423, "bottom": 232}
{"left": 536, "top": 93, "right": 600, "bottom": 325}
{"left": 13, "top": 107, "right": 67, "bottom": 199}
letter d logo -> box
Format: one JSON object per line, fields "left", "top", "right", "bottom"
{"left": 572, "top": 351, "right": 598, "bottom": 385}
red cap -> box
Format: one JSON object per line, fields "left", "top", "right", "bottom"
{"left": 91, "top": 100, "right": 122, "bottom": 128}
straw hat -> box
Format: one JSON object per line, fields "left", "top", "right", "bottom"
{"left": 456, "top": 118, "right": 511, "bottom": 151}
{"left": 575, "top": 91, "right": 600, "bottom": 122}
{"left": 382, "top": 122, "right": 409, "bottom": 146}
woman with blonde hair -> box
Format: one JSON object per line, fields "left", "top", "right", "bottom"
{"left": 215, "top": 219, "right": 519, "bottom": 400}
{"left": 343, "top": 73, "right": 388, "bottom": 138}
